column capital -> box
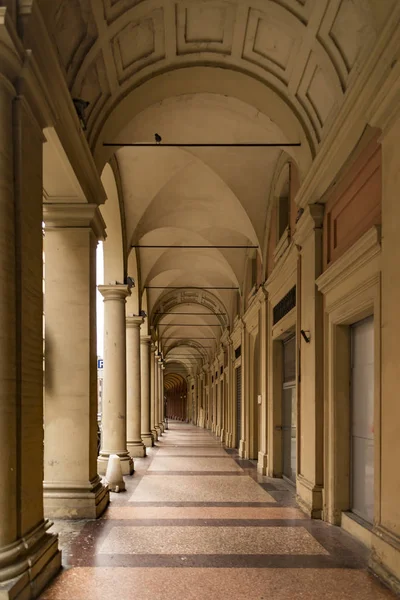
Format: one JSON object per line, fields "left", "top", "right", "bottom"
{"left": 43, "top": 203, "right": 107, "bottom": 241}
{"left": 293, "top": 203, "right": 324, "bottom": 247}
{"left": 140, "top": 335, "right": 152, "bottom": 346}
{"left": 126, "top": 316, "right": 144, "bottom": 328}
{"left": 98, "top": 284, "right": 131, "bottom": 301}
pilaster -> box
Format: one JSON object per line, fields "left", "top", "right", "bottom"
{"left": 293, "top": 204, "right": 324, "bottom": 517}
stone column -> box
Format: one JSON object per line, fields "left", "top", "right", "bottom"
{"left": 0, "top": 81, "right": 60, "bottom": 596}
{"left": 98, "top": 285, "right": 133, "bottom": 475}
{"left": 140, "top": 336, "right": 154, "bottom": 446}
{"left": 150, "top": 344, "right": 158, "bottom": 440}
{"left": 157, "top": 359, "right": 164, "bottom": 432}
{"left": 154, "top": 355, "right": 162, "bottom": 437}
{"left": 257, "top": 289, "right": 269, "bottom": 474}
{"left": 193, "top": 377, "right": 198, "bottom": 426}
{"left": 160, "top": 364, "right": 166, "bottom": 427}
{"left": 126, "top": 317, "right": 146, "bottom": 457}
{"left": 43, "top": 204, "right": 109, "bottom": 518}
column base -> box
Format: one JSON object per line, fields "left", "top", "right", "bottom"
{"left": 239, "top": 439, "right": 247, "bottom": 458}
{"left": 220, "top": 429, "right": 225, "bottom": 443}
{"left": 44, "top": 475, "right": 109, "bottom": 519}
{"left": 141, "top": 433, "right": 154, "bottom": 447}
{"left": 97, "top": 453, "right": 134, "bottom": 476}
{"left": 0, "top": 521, "right": 61, "bottom": 600}
{"left": 257, "top": 451, "right": 268, "bottom": 475}
{"left": 155, "top": 426, "right": 162, "bottom": 437}
{"left": 127, "top": 441, "right": 147, "bottom": 457}
{"left": 296, "top": 474, "right": 323, "bottom": 518}
{"left": 216, "top": 425, "right": 221, "bottom": 437}
{"left": 151, "top": 428, "right": 159, "bottom": 441}
{"left": 159, "top": 422, "right": 165, "bottom": 433}
{"left": 369, "top": 527, "right": 400, "bottom": 596}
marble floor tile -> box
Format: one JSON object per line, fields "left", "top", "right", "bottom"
{"left": 99, "top": 525, "right": 328, "bottom": 555}
{"left": 103, "top": 506, "right": 307, "bottom": 520}
{"left": 129, "top": 475, "right": 276, "bottom": 503}
{"left": 156, "top": 447, "right": 229, "bottom": 456}
{"left": 148, "top": 457, "right": 243, "bottom": 472}
{"left": 40, "top": 568, "right": 396, "bottom": 600}
{"left": 38, "top": 422, "right": 397, "bottom": 600}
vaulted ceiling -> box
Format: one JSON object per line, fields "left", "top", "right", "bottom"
{"left": 38, "top": 0, "right": 395, "bottom": 374}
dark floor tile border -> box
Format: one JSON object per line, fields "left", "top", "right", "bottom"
{"left": 64, "top": 553, "right": 365, "bottom": 570}
{"left": 143, "top": 471, "right": 248, "bottom": 476}
{"left": 154, "top": 455, "right": 232, "bottom": 457}
{"left": 128, "top": 502, "right": 280, "bottom": 507}
{"left": 96, "top": 519, "right": 309, "bottom": 527}
{"left": 234, "top": 459, "right": 257, "bottom": 469}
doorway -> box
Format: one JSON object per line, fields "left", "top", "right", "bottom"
{"left": 350, "top": 316, "right": 374, "bottom": 523}
{"left": 282, "top": 335, "right": 296, "bottom": 483}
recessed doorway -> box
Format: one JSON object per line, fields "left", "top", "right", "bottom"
{"left": 282, "top": 335, "right": 296, "bottom": 484}
{"left": 350, "top": 316, "right": 374, "bottom": 524}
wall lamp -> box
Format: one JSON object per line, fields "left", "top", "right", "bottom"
{"left": 300, "top": 329, "right": 311, "bottom": 343}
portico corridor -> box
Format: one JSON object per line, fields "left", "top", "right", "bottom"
{"left": 39, "top": 423, "right": 394, "bottom": 600}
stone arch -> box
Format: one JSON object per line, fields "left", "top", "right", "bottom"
{"left": 100, "top": 160, "right": 125, "bottom": 283}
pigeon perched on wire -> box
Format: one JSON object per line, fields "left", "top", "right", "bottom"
{"left": 155, "top": 133, "right": 162, "bottom": 144}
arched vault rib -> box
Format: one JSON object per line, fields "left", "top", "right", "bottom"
{"left": 151, "top": 289, "right": 230, "bottom": 330}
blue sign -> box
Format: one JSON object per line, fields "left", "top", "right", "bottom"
{"left": 97, "top": 359, "right": 104, "bottom": 369}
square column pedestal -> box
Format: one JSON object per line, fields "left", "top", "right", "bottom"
{"left": 43, "top": 204, "right": 110, "bottom": 518}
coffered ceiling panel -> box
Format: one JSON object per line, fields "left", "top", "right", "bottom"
{"left": 112, "top": 8, "right": 165, "bottom": 83}
{"left": 176, "top": 1, "right": 236, "bottom": 55}
{"left": 242, "top": 7, "right": 301, "bottom": 84}
{"left": 103, "top": 0, "right": 145, "bottom": 24}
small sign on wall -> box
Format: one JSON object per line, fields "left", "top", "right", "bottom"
{"left": 97, "top": 359, "right": 104, "bottom": 369}
{"left": 257, "top": 394, "right": 262, "bottom": 405}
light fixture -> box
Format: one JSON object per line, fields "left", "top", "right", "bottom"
{"left": 300, "top": 329, "right": 311, "bottom": 343}
{"left": 73, "top": 98, "right": 90, "bottom": 130}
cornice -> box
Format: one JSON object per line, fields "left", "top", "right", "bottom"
{"left": 43, "top": 203, "right": 106, "bottom": 241}
{"left": 230, "top": 318, "right": 243, "bottom": 349}
{"left": 220, "top": 328, "right": 230, "bottom": 346}
{"left": 98, "top": 284, "right": 130, "bottom": 301}
{"left": 316, "top": 226, "right": 381, "bottom": 296}
{"left": 242, "top": 294, "right": 261, "bottom": 332}
{"left": 18, "top": 2, "right": 106, "bottom": 207}
{"left": 265, "top": 243, "right": 298, "bottom": 301}
{"left": 0, "top": 8, "right": 24, "bottom": 82}
{"left": 273, "top": 227, "right": 290, "bottom": 263}
{"left": 293, "top": 204, "right": 324, "bottom": 247}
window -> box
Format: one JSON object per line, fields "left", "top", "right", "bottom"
{"left": 276, "top": 163, "right": 290, "bottom": 240}
{"left": 278, "top": 194, "right": 289, "bottom": 238}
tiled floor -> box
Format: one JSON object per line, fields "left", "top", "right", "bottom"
{"left": 40, "top": 422, "right": 396, "bottom": 600}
